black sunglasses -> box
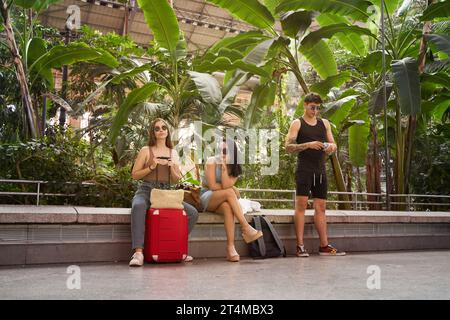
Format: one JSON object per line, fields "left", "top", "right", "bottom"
{"left": 308, "top": 105, "right": 321, "bottom": 111}
{"left": 154, "top": 125, "right": 167, "bottom": 132}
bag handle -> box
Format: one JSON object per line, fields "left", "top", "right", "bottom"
{"left": 253, "top": 216, "right": 266, "bottom": 258}
{"left": 260, "top": 216, "right": 286, "bottom": 257}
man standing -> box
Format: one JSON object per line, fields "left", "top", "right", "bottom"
{"left": 285, "top": 93, "right": 346, "bottom": 257}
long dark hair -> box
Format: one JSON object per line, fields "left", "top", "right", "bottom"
{"left": 224, "top": 138, "right": 242, "bottom": 177}
{"left": 148, "top": 118, "right": 173, "bottom": 149}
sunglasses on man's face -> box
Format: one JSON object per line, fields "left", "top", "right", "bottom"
{"left": 154, "top": 125, "right": 167, "bottom": 132}
{"left": 308, "top": 105, "right": 321, "bottom": 111}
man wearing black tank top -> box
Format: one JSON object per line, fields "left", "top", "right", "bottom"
{"left": 285, "top": 93, "right": 346, "bottom": 257}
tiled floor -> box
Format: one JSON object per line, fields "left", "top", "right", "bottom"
{"left": 0, "top": 250, "right": 449, "bottom": 299}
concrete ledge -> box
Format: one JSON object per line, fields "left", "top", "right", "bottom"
{"left": 1, "top": 235, "right": 450, "bottom": 266}
{"left": 1, "top": 205, "right": 449, "bottom": 266}
{"left": 1, "top": 205, "right": 449, "bottom": 224}
{"left": 75, "top": 207, "right": 130, "bottom": 224}
{"left": 0, "top": 205, "right": 77, "bottom": 223}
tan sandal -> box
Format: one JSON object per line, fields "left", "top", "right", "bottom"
{"left": 241, "top": 225, "right": 263, "bottom": 243}
{"left": 226, "top": 247, "right": 240, "bottom": 262}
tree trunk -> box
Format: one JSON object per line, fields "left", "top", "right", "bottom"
{"left": 346, "top": 163, "right": 353, "bottom": 193}
{"left": 404, "top": 1, "right": 434, "bottom": 194}
{"left": 395, "top": 102, "right": 405, "bottom": 210}
{"left": 1, "top": 1, "right": 38, "bottom": 138}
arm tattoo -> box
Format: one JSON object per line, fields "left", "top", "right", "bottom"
{"left": 285, "top": 137, "right": 309, "bottom": 154}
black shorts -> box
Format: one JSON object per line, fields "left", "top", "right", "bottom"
{"left": 295, "top": 170, "right": 328, "bottom": 199}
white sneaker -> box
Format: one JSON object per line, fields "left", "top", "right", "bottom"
{"left": 129, "top": 252, "right": 144, "bottom": 267}
{"left": 184, "top": 255, "right": 194, "bottom": 262}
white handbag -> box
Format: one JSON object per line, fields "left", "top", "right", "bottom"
{"left": 149, "top": 149, "right": 184, "bottom": 209}
{"left": 150, "top": 188, "right": 184, "bottom": 209}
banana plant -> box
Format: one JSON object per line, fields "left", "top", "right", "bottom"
{"left": 0, "top": 0, "right": 120, "bottom": 138}
{"left": 202, "top": 0, "right": 384, "bottom": 207}
{"left": 108, "top": 0, "right": 248, "bottom": 149}
{"left": 320, "top": 0, "right": 449, "bottom": 208}
{"left": 375, "top": 0, "right": 449, "bottom": 201}
{"left": 0, "top": 0, "right": 65, "bottom": 138}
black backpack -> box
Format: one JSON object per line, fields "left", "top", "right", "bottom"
{"left": 248, "top": 215, "right": 287, "bottom": 259}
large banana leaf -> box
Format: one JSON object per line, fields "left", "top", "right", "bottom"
{"left": 359, "top": 50, "right": 392, "bottom": 74}
{"left": 206, "top": 0, "right": 275, "bottom": 30}
{"left": 31, "top": 43, "right": 118, "bottom": 70}
{"left": 424, "top": 34, "right": 450, "bottom": 57}
{"left": 26, "top": 38, "right": 53, "bottom": 86}
{"left": 300, "top": 23, "right": 375, "bottom": 51}
{"left": 391, "top": 57, "right": 421, "bottom": 115}
{"left": 109, "top": 82, "right": 160, "bottom": 144}
{"left": 422, "top": 94, "right": 450, "bottom": 122}
{"left": 90, "top": 48, "right": 120, "bottom": 68}
{"left": 137, "top": 0, "right": 183, "bottom": 60}
{"left": 26, "top": 38, "right": 47, "bottom": 68}
{"left": 219, "top": 39, "right": 277, "bottom": 113}
{"left": 30, "top": 43, "right": 118, "bottom": 88}
{"left": 348, "top": 102, "right": 369, "bottom": 167}
{"left": 316, "top": 13, "right": 367, "bottom": 56}
{"left": 421, "top": 72, "right": 450, "bottom": 89}
{"left": 299, "top": 40, "right": 337, "bottom": 79}
{"left": 243, "top": 38, "right": 277, "bottom": 66}
{"left": 264, "top": 0, "right": 282, "bottom": 16}
{"left": 275, "top": 0, "right": 373, "bottom": 22}
{"left": 280, "top": 10, "right": 313, "bottom": 38}
{"left": 208, "top": 31, "right": 270, "bottom": 54}
{"left": 348, "top": 119, "right": 369, "bottom": 167}
{"left": 433, "top": 97, "right": 450, "bottom": 122}
{"left": 310, "top": 71, "right": 351, "bottom": 96}
{"left": 188, "top": 71, "right": 222, "bottom": 105}
{"left": 244, "top": 80, "right": 276, "bottom": 129}
{"left": 325, "top": 95, "right": 358, "bottom": 130}
{"left": 195, "top": 57, "right": 271, "bottom": 78}
{"left": 421, "top": 1, "right": 450, "bottom": 21}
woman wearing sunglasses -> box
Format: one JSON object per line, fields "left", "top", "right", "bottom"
{"left": 128, "top": 118, "right": 199, "bottom": 267}
{"left": 200, "top": 138, "right": 263, "bottom": 262}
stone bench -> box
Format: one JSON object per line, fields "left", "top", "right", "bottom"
{"left": 1, "top": 205, "right": 450, "bottom": 224}
{"left": 1, "top": 205, "right": 449, "bottom": 266}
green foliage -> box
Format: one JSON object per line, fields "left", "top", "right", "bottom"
{"left": 0, "top": 128, "right": 137, "bottom": 206}
{"left": 207, "top": 0, "right": 275, "bottom": 30}
{"left": 137, "top": 0, "right": 184, "bottom": 60}
{"left": 236, "top": 109, "right": 297, "bottom": 208}
{"left": 410, "top": 123, "right": 450, "bottom": 196}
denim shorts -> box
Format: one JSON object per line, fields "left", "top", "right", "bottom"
{"left": 200, "top": 188, "right": 213, "bottom": 212}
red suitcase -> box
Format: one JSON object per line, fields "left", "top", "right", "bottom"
{"left": 144, "top": 208, "right": 188, "bottom": 263}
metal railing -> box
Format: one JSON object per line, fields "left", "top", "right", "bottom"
{"left": 1, "top": 179, "right": 449, "bottom": 211}
{"left": 237, "top": 188, "right": 450, "bottom": 211}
